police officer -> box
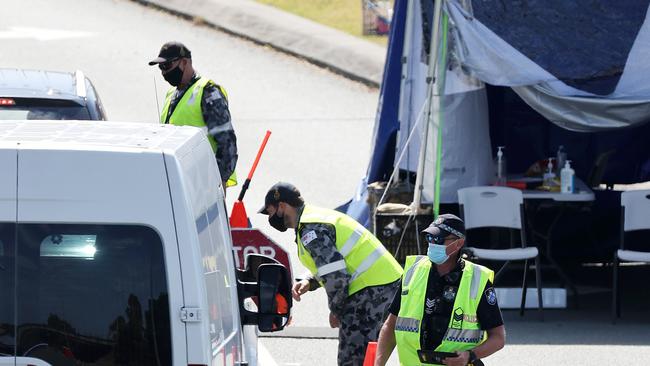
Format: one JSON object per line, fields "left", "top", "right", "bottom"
{"left": 259, "top": 182, "right": 403, "bottom": 366}
{"left": 374, "top": 214, "right": 505, "bottom": 366}
{"left": 149, "top": 41, "right": 238, "bottom": 188}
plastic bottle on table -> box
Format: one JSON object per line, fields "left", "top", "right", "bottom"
{"left": 561, "top": 160, "right": 575, "bottom": 194}
{"left": 556, "top": 145, "right": 567, "bottom": 175}
{"left": 543, "top": 158, "right": 556, "bottom": 187}
{"left": 494, "top": 146, "right": 507, "bottom": 186}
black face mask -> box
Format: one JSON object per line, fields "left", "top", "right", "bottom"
{"left": 269, "top": 211, "right": 288, "bottom": 232}
{"left": 163, "top": 65, "right": 184, "bottom": 87}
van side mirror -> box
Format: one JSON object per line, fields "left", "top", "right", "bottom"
{"left": 236, "top": 253, "right": 278, "bottom": 282}
{"left": 256, "top": 264, "right": 291, "bottom": 332}
{"left": 237, "top": 254, "right": 292, "bottom": 332}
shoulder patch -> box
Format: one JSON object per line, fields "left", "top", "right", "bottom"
{"left": 484, "top": 287, "right": 497, "bottom": 305}
{"left": 301, "top": 230, "right": 318, "bottom": 245}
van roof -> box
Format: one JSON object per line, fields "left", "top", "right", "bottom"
{"left": 0, "top": 120, "right": 203, "bottom": 152}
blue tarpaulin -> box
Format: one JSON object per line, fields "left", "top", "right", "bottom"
{"left": 346, "top": 0, "right": 650, "bottom": 227}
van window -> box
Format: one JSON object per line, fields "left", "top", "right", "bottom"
{"left": 0, "top": 224, "right": 15, "bottom": 359}
{"left": 197, "top": 202, "right": 237, "bottom": 355}
{"left": 13, "top": 224, "right": 171, "bottom": 366}
{"left": 207, "top": 204, "right": 237, "bottom": 340}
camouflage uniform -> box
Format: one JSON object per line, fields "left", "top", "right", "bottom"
{"left": 168, "top": 74, "right": 238, "bottom": 185}
{"left": 298, "top": 208, "right": 399, "bottom": 366}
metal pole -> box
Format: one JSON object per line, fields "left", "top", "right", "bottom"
{"left": 392, "top": 0, "right": 416, "bottom": 188}
{"left": 411, "top": 0, "right": 444, "bottom": 212}
{"left": 432, "top": 13, "right": 449, "bottom": 217}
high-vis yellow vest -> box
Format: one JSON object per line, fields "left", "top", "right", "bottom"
{"left": 296, "top": 205, "right": 403, "bottom": 295}
{"left": 395, "top": 256, "right": 494, "bottom": 366}
{"left": 161, "top": 77, "right": 237, "bottom": 187}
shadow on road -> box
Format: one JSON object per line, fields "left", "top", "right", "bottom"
{"left": 502, "top": 265, "right": 650, "bottom": 346}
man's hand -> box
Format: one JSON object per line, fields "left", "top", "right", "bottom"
{"left": 329, "top": 312, "right": 340, "bottom": 328}
{"left": 443, "top": 351, "right": 469, "bottom": 366}
{"left": 292, "top": 279, "right": 310, "bottom": 301}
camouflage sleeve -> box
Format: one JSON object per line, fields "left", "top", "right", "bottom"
{"left": 299, "top": 223, "right": 350, "bottom": 317}
{"left": 201, "top": 83, "right": 238, "bottom": 184}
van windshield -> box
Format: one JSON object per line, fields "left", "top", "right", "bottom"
{"left": 0, "top": 224, "right": 171, "bottom": 365}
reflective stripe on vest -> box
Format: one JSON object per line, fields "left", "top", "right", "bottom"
{"left": 394, "top": 257, "right": 494, "bottom": 366}
{"left": 317, "top": 259, "right": 347, "bottom": 277}
{"left": 296, "top": 205, "right": 403, "bottom": 296}
{"left": 160, "top": 77, "right": 237, "bottom": 187}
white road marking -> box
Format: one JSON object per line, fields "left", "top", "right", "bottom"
{"left": 258, "top": 341, "right": 280, "bottom": 366}
{"left": 0, "top": 27, "right": 93, "bottom": 41}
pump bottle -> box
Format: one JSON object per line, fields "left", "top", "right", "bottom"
{"left": 495, "top": 146, "right": 506, "bottom": 186}
{"left": 561, "top": 160, "right": 575, "bottom": 193}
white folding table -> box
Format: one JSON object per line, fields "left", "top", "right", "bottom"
{"left": 509, "top": 176, "right": 595, "bottom": 304}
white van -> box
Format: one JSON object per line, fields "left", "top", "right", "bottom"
{"left": 0, "top": 121, "right": 291, "bottom": 366}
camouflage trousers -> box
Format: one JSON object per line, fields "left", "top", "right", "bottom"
{"left": 337, "top": 280, "right": 400, "bottom": 366}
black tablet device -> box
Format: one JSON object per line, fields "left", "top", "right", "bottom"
{"left": 417, "top": 350, "right": 458, "bottom": 364}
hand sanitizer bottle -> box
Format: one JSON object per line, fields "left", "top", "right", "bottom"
{"left": 561, "top": 160, "right": 575, "bottom": 193}
{"left": 495, "top": 146, "right": 506, "bottom": 186}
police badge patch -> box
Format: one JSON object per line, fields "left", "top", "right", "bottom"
{"left": 443, "top": 286, "right": 457, "bottom": 302}
{"left": 485, "top": 287, "right": 497, "bottom": 305}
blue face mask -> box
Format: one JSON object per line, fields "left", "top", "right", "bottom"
{"left": 427, "top": 244, "right": 449, "bottom": 264}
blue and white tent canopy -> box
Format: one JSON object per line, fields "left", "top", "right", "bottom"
{"left": 346, "top": 0, "right": 650, "bottom": 225}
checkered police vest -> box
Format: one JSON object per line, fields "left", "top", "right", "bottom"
{"left": 161, "top": 77, "right": 237, "bottom": 187}
{"left": 395, "top": 256, "right": 493, "bottom": 366}
{"left": 296, "top": 205, "right": 403, "bottom": 296}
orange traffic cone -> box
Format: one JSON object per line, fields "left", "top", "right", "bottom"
{"left": 363, "top": 341, "right": 377, "bottom": 366}
{"left": 229, "top": 200, "right": 249, "bottom": 228}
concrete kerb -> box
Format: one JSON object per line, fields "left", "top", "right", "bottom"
{"left": 129, "top": 0, "right": 386, "bottom": 88}
{"left": 258, "top": 326, "right": 339, "bottom": 339}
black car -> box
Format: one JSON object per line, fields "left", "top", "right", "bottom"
{"left": 0, "top": 68, "right": 106, "bottom": 121}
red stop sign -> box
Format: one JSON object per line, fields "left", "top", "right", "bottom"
{"left": 230, "top": 228, "right": 293, "bottom": 280}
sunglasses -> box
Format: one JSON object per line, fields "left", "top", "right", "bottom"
{"left": 425, "top": 234, "right": 450, "bottom": 245}
{"left": 158, "top": 58, "right": 180, "bottom": 71}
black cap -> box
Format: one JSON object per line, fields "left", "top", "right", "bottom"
{"left": 148, "top": 41, "right": 192, "bottom": 65}
{"left": 259, "top": 182, "right": 304, "bottom": 214}
{"left": 422, "top": 214, "right": 466, "bottom": 239}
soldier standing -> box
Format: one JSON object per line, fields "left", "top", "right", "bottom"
{"left": 259, "top": 182, "right": 403, "bottom": 366}
{"left": 149, "top": 41, "right": 238, "bottom": 188}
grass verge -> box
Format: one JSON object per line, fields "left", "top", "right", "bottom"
{"left": 255, "top": 0, "right": 390, "bottom": 45}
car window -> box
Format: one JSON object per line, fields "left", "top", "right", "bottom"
{"left": 0, "top": 98, "right": 92, "bottom": 120}
{"left": 13, "top": 224, "right": 171, "bottom": 366}
{"left": 0, "top": 106, "right": 92, "bottom": 120}
{"left": 85, "top": 78, "right": 107, "bottom": 120}
{"left": 0, "top": 224, "right": 15, "bottom": 360}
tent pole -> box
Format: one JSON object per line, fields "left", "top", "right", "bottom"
{"left": 433, "top": 13, "right": 449, "bottom": 217}
{"left": 392, "top": 0, "right": 417, "bottom": 188}
{"left": 411, "top": 0, "right": 443, "bottom": 213}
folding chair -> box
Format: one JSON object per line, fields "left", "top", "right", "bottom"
{"left": 458, "top": 186, "right": 543, "bottom": 320}
{"left": 612, "top": 189, "right": 650, "bottom": 322}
